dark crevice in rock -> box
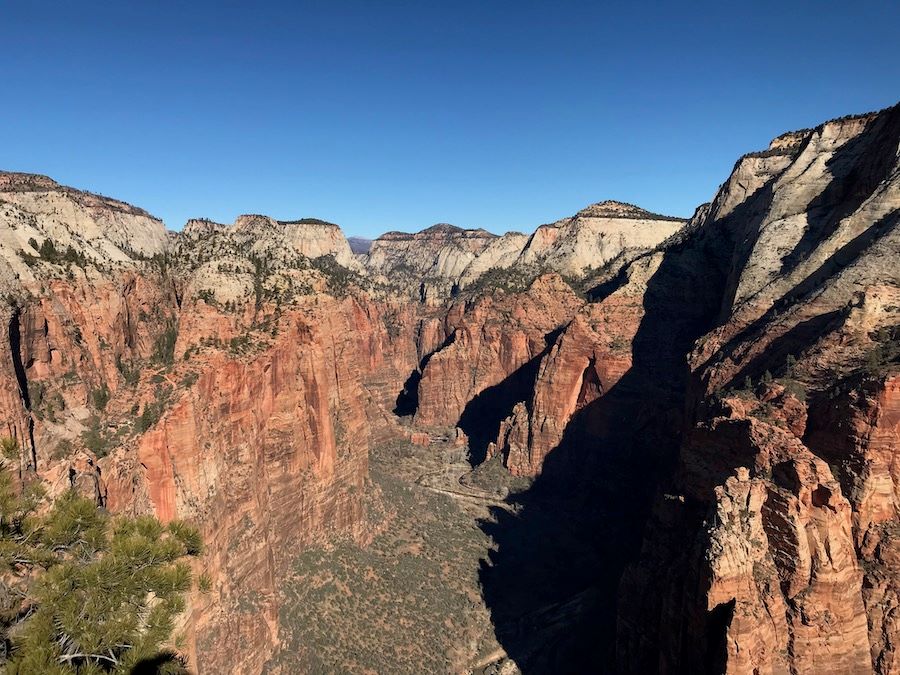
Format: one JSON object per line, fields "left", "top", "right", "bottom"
{"left": 705, "top": 598, "right": 736, "bottom": 673}
{"left": 7, "top": 308, "right": 36, "bottom": 469}
{"left": 8, "top": 311, "right": 30, "bottom": 410}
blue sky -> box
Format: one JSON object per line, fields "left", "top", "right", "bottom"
{"left": 1, "top": 1, "right": 897, "bottom": 237}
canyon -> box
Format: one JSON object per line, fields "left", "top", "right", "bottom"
{"left": 0, "top": 101, "right": 897, "bottom": 674}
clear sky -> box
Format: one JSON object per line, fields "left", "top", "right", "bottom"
{"left": 1, "top": 1, "right": 898, "bottom": 237}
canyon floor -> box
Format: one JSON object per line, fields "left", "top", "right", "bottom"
{"left": 262, "top": 436, "right": 604, "bottom": 674}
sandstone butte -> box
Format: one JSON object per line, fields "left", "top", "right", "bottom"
{"left": 0, "top": 101, "right": 896, "bottom": 674}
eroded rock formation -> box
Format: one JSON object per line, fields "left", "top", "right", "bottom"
{"left": 364, "top": 201, "right": 685, "bottom": 299}
{"left": 0, "top": 178, "right": 425, "bottom": 670}
{"left": 612, "top": 106, "right": 900, "bottom": 673}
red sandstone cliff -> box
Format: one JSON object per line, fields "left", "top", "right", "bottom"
{"left": 459, "top": 105, "right": 900, "bottom": 673}
{"left": 414, "top": 274, "right": 582, "bottom": 424}
{"left": 0, "top": 177, "right": 426, "bottom": 672}
{"left": 103, "top": 300, "right": 380, "bottom": 672}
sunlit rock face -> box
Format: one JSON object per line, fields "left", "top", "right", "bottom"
{"left": 412, "top": 273, "right": 582, "bottom": 430}
{"left": 363, "top": 203, "right": 685, "bottom": 300}
{"left": 514, "top": 200, "right": 685, "bottom": 277}
{"left": 0, "top": 174, "right": 423, "bottom": 671}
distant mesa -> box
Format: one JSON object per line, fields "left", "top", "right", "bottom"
{"left": 0, "top": 171, "right": 60, "bottom": 191}
{"left": 378, "top": 223, "right": 497, "bottom": 241}
{"left": 0, "top": 169, "right": 158, "bottom": 220}
{"left": 348, "top": 236, "right": 373, "bottom": 254}
{"left": 0, "top": 166, "right": 688, "bottom": 300}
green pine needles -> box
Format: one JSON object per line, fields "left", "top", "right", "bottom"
{"left": 0, "top": 440, "right": 203, "bottom": 674}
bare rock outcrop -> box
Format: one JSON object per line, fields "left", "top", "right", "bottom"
{"left": 466, "top": 103, "right": 899, "bottom": 674}
{"left": 515, "top": 200, "right": 685, "bottom": 278}
{"left": 411, "top": 273, "right": 583, "bottom": 456}
{"left": 363, "top": 201, "right": 685, "bottom": 299}
{"left": 103, "top": 299, "right": 376, "bottom": 673}
{"left": 613, "top": 104, "right": 900, "bottom": 673}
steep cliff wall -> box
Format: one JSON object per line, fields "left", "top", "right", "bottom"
{"left": 465, "top": 104, "right": 899, "bottom": 673}
{"left": 613, "top": 105, "right": 900, "bottom": 673}
{"left": 411, "top": 274, "right": 583, "bottom": 460}
{"left": 102, "top": 299, "right": 382, "bottom": 672}
{"left": 0, "top": 177, "right": 424, "bottom": 672}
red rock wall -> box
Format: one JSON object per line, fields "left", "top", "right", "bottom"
{"left": 0, "top": 275, "right": 425, "bottom": 673}
{"left": 0, "top": 272, "right": 175, "bottom": 475}
{"left": 806, "top": 375, "right": 900, "bottom": 672}
{"left": 105, "top": 304, "right": 372, "bottom": 672}
{"left": 101, "top": 295, "right": 428, "bottom": 672}
{"left": 414, "top": 274, "right": 582, "bottom": 431}
{"left": 491, "top": 296, "right": 638, "bottom": 476}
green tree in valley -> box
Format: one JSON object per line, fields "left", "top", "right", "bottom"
{"left": 0, "top": 439, "right": 203, "bottom": 673}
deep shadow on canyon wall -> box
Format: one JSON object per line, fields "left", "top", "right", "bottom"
{"left": 458, "top": 327, "right": 565, "bottom": 466}
{"left": 476, "top": 246, "right": 724, "bottom": 671}
{"left": 470, "top": 109, "right": 900, "bottom": 673}
{"left": 472, "top": 181, "right": 777, "bottom": 672}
